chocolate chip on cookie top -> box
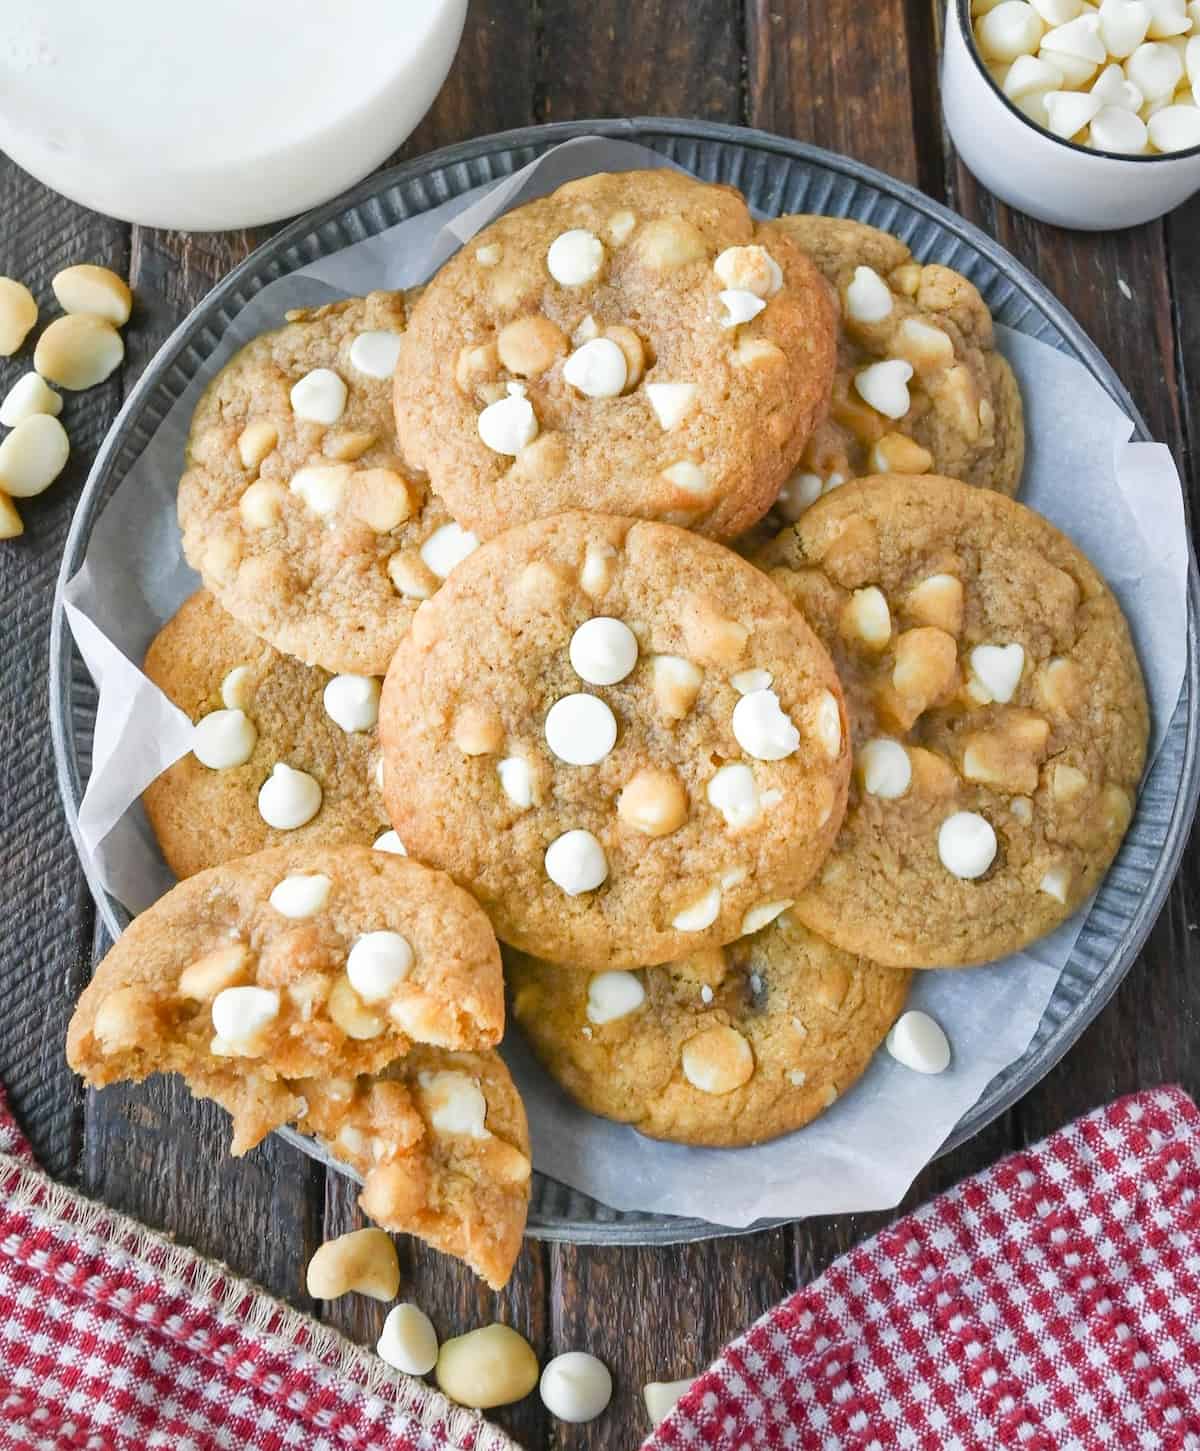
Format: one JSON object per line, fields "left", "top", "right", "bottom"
{"left": 393, "top": 170, "right": 837, "bottom": 543}
{"left": 144, "top": 591, "right": 397, "bottom": 878}
{"left": 178, "top": 291, "right": 460, "bottom": 676}
{"left": 508, "top": 910, "right": 911, "bottom": 1147}
{"left": 763, "top": 215, "right": 1024, "bottom": 525}
{"left": 379, "top": 512, "right": 851, "bottom": 971}
{"left": 758, "top": 475, "right": 1148, "bottom": 968}
{"left": 66, "top": 846, "right": 506, "bottom": 1150}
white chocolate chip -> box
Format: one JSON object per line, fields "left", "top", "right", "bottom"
{"left": 854, "top": 359, "right": 914, "bottom": 419}
{"left": 1041, "top": 10, "right": 1106, "bottom": 60}
{"left": 478, "top": 382, "right": 538, "bottom": 454}
{"left": 1099, "top": 0, "right": 1152, "bottom": 56}
{"left": 970, "top": 643, "right": 1025, "bottom": 703}
{"left": 978, "top": 0, "right": 1046, "bottom": 58}
{"left": 1039, "top": 863, "right": 1072, "bottom": 902}
{"left": 220, "top": 665, "right": 253, "bottom": 712}
{"left": 671, "top": 887, "right": 721, "bottom": 932}
{"left": 545, "top": 830, "right": 608, "bottom": 895}
{"left": 540, "top": 1352, "right": 613, "bottom": 1425}
{"left": 572, "top": 313, "right": 600, "bottom": 345}
{"left": 211, "top": 985, "right": 279, "bottom": 1056}
{"left": 475, "top": 243, "right": 502, "bottom": 267}
{"left": 347, "top": 931, "right": 414, "bottom": 1002}
{"left": 580, "top": 540, "right": 617, "bottom": 598}
{"left": 373, "top": 830, "right": 407, "bottom": 855}
{"left": 344, "top": 331, "right": 403, "bottom": 385}
{"left": 0, "top": 414, "right": 69, "bottom": 498}
{"left": 1090, "top": 60, "right": 1144, "bottom": 107}
{"left": 732, "top": 689, "right": 800, "bottom": 761}
{"left": 718, "top": 289, "right": 767, "bottom": 329}
{"left": 1126, "top": 38, "right": 1184, "bottom": 96}
{"left": 420, "top": 521, "right": 479, "bottom": 579}
{"left": 1045, "top": 87, "right": 1104, "bottom": 134}
{"left": 586, "top": 970, "right": 646, "bottom": 1024}
{"left": 859, "top": 738, "right": 912, "bottom": 799}
{"left": 323, "top": 675, "right": 380, "bottom": 733}
{"left": 776, "top": 470, "right": 825, "bottom": 521}
{"left": 52, "top": 264, "right": 132, "bottom": 325}
{"left": 544, "top": 693, "right": 617, "bottom": 765}
{"left": 193, "top": 709, "right": 257, "bottom": 769}
{"left": 1146, "top": 0, "right": 1191, "bottom": 36}
{"left": 0, "top": 372, "right": 61, "bottom": 428}
{"left": 34, "top": 314, "right": 123, "bottom": 389}
{"left": 290, "top": 368, "right": 346, "bottom": 425}
{"left": 0, "top": 277, "right": 37, "bottom": 356}
{"left": 497, "top": 756, "right": 534, "bottom": 810}
{"left": 1149, "top": 103, "right": 1200, "bottom": 149}
{"left": 1090, "top": 104, "right": 1150, "bottom": 150}
{"left": 844, "top": 266, "right": 894, "bottom": 323}
{"left": 644, "top": 1379, "right": 696, "bottom": 1427}
{"left": 681, "top": 1025, "right": 754, "bottom": 1094}
{"left": 569, "top": 616, "right": 638, "bottom": 685}
{"left": 1004, "top": 51, "right": 1066, "bottom": 96}
{"left": 646, "top": 382, "right": 698, "bottom": 430}
{"left": 938, "top": 811, "right": 997, "bottom": 880}
{"left": 661, "top": 460, "right": 712, "bottom": 497}
{"left": 887, "top": 1010, "right": 952, "bottom": 1074}
{"left": 731, "top": 668, "right": 772, "bottom": 695}
{"left": 706, "top": 763, "right": 761, "bottom": 829}
{"left": 257, "top": 763, "right": 322, "bottom": 829}
{"left": 562, "top": 337, "right": 627, "bottom": 398}
{"left": 741, "top": 899, "right": 792, "bottom": 935}
{"left": 269, "top": 873, "right": 332, "bottom": 919}
{"left": 378, "top": 1304, "right": 439, "bottom": 1376}
{"left": 547, "top": 229, "right": 605, "bottom": 286}
{"left": 418, "top": 1069, "right": 488, "bottom": 1138}
{"left": 1031, "top": 0, "right": 1082, "bottom": 25}
{"left": 289, "top": 463, "right": 349, "bottom": 518}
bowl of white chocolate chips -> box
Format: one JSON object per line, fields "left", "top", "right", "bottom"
{"left": 943, "top": 0, "right": 1200, "bottom": 227}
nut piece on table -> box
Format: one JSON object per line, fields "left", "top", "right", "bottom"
{"left": 35, "top": 314, "right": 124, "bottom": 390}
{"left": 52, "top": 264, "right": 133, "bottom": 327}
{"left": 0, "top": 372, "right": 62, "bottom": 428}
{"left": 305, "top": 1227, "right": 400, "bottom": 1302}
{"left": 0, "top": 414, "right": 70, "bottom": 498}
{"left": 436, "top": 1323, "right": 539, "bottom": 1409}
{"left": 377, "top": 1302, "right": 439, "bottom": 1376}
{"left": 0, "top": 493, "right": 23, "bottom": 540}
{"left": 0, "top": 277, "right": 37, "bottom": 356}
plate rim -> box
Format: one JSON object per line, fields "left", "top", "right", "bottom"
{"left": 49, "top": 115, "right": 1200, "bottom": 1244}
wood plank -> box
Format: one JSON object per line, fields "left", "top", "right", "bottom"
{"left": 0, "top": 155, "right": 129, "bottom": 1179}
{"left": 540, "top": 0, "right": 742, "bottom": 122}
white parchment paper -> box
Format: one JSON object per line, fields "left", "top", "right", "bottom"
{"left": 62, "top": 136, "right": 1190, "bottom": 1226}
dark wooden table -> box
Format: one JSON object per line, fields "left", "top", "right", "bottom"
{"left": 2, "top": 3, "right": 1198, "bottom": 1447}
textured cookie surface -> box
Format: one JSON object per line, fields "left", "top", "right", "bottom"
{"left": 210, "top": 1047, "right": 530, "bottom": 1289}
{"left": 178, "top": 292, "right": 463, "bottom": 675}
{"left": 508, "top": 912, "right": 910, "bottom": 1147}
{"left": 380, "top": 512, "right": 850, "bottom": 970}
{"left": 758, "top": 475, "right": 1148, "bottom": 967}
{"left": 66, "top": 846, "right": 505, "bottom": 1142}
{"left": 144, "top": 591, "right": 391, "bottom": 878}
{"left": 762, "top": 215, "right": 1024, "bottom": 527}
{"left": 394, "top": 169, "right": 837, "bottom": 542}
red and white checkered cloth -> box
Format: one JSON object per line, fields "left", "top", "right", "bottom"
{"left": 644, "top": 1085, "right": 1200, "bottom": 1451}
{"left": 0, "top": 1087, "right": 519, "bottom": 1451}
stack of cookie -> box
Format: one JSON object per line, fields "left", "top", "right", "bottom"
{"left": 67, "top": 170, "right": 1149, "bottom": 1287}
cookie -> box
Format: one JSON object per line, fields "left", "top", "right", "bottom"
{"left": 393, "top": 169, "right": 837, "bottom": 543}
{"left": 208, "top": 1047, "right": 530, "bottom": 1289}
{"left": 144, "top": 591, "right": 394, "bottom": 878}
{"left": 757, "top": 475, "right": 1148, "bottom": 967}
{"left": 508, "top": 911, "right": 910, "bottom": 1147}
{"left": 379, "top": 511, "right": 851, "bottom": 970}
{"left": 178, "top": 292, "right": 464, "bottom": 675}
{"left": 763, "top": 215, "right": 1024, "bottom": 524}
{"left": 66, "top": 845, "right": 505, "bottom": 1150}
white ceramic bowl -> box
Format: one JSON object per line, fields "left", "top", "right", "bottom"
{"left": 943, "top": 0, "right": 1200, "bottom": 229}
{"left": 0, "top": 0, "right": 468, "bottom": 231}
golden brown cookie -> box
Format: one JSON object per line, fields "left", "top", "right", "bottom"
{"left": 178, "top": 291, "right": 463, "bottom": 675}
{"left": 393, "top": 170, "right": 837, "bottom": 543}
{"left": 207, "top": 1047, "right": 530, "bottom": 1290}
{"left": 379, "top": 511, "right": 850, "bottom": 970}
{"left": 144, "top": 591, "right": 396, "bottom": 878}
{"left": 66, "top": 845, "right": 505, "bottom": 1148}
{"left": 508, "top": 912, "right": 910, "bottom": 1147}
{"left": 764, "top": 215, "right": 1024, "bottom": 521}
{"left": 757, "top": 475, "right": 1148, "bottom": 967}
